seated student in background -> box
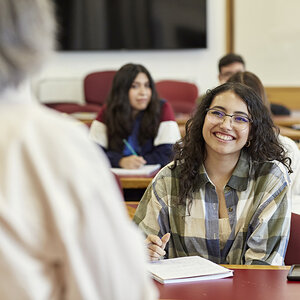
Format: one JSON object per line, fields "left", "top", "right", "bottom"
{"left": 0, "top": 0, "right": 158, "bottom": 299}
{"left": 89, "top": 63, "right": 181, "bottom": 169}
{"left": 134, "top": 82, "right": 292, "bottom": 265}
{"left": 218, "top": 53, "right": 246, "bottom": 84}
{"left": 218, "top": 53, "right": 290, "bottom": 116}
{"left": 228, "top": 71, "right": 300, "bottom": 198}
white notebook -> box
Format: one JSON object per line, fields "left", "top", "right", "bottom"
{"left": 148, "top": 256, "right": 233, "bottom": 284}
{"left": 111, "top": 164, "right": 161, "bottom": 176}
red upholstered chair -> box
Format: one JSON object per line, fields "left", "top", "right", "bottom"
{"left": 285, "top": 213, "right": 300, "bottom": 265}
{"left": 155, "top": 80, "right": 199, "bottom": 115}
{"left": 84, "top": 70, "right": 117, "bottom": 106}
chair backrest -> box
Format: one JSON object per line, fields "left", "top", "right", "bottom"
{"left": 37, "top": 78, "right": 84, "bottom": 104}
{"left": 285, "top": 213, "right": 300, "bottom": 265}
{"left": 155, "top": 80, "right": 199, "bottom": 114}
{"left": 37, "top": 78, "right": 102, "bottom": 115}
{"left": 84, "top": 70, "right": 117, "bottom": 106}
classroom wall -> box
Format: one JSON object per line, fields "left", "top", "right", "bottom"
{"left": 234, "top": 0, "right": 300, "bottom": 86}
{"left": 32, "top": 0, "right": 226, "bottom": 103}
{"left": 233, "top": 0, "right": 300, "bottom": 109}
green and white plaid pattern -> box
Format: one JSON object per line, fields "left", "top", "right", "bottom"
{"left": 133, "top": 151, "right": 291, "bottom": 265}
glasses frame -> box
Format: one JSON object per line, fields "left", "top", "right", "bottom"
{"left": 205, "top": 108, "right": 252, "bottom": 127}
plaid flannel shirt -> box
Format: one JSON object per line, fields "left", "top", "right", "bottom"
{"left": 133, "top": 151, "right": 291, "bottom": 265}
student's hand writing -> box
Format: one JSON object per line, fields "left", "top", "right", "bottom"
{"left": 145, "top": 233, "right": 170, "bottom": 261}
{"left": 119, "top": 155, "right": 146, "bottom": 169}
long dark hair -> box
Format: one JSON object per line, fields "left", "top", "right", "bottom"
{"left": 104, "top": 63, "right": 161, "bottom": 151}
{"left": 172, "top": 82, "right": 292, "bottom": 204}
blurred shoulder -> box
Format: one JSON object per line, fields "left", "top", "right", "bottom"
{"left": 278, "top": 134, "right": 300, "bottom": 154}
{"left": 159, "top": 99, "right": 176, "bottom": 121}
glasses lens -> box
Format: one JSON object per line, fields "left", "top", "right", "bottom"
{"left": 208, "top": 109, "right": 224, "bottom": 119}
{"left": 233, "top": 115, "right": 250, "bottom": 124}
{"left": 207, "top": 109, "right": 250, "bottom": 129}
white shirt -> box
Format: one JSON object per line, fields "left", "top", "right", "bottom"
{"left": 278, "top": 134, "right": 300, "bottom": 213}
{"left": 0, "top": 98, "right": 157, "bottom": 299}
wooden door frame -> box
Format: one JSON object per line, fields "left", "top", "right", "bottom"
{"left": 226, "top": 0, "right": 234, "bottom": 53}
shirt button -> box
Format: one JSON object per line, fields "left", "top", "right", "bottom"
{"left": 228, "top": 207, "right": 233, "bottom": 212}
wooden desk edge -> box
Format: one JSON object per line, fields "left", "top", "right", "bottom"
{"left": 223, "top": 264, "right": 290, "bottom": 270}
{"left": 120, "top": 177, "right": 152, "bottom": 189}
{"left": 274, "top": 117, "right": 300, "bottom": 127}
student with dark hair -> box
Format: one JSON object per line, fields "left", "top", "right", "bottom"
{"left": 218, "top": 53, "right": 290, "bottom": 115}
{"left": 90, "top": 63, "right": 181, "bottom": 169}
{"left": 134, "top": 82, "right": 291, "bottom": 265}
{"left": 0, "top": 0, "right": 158, "bottom": 299}
{"left": 218, "top": 53, "right": 246, "bottom": 84}
{"left": 228, "top": 71, "right": 300, "bottom": 197}
{"left": 228, "top": 71, "right": 269, "bottom": 109}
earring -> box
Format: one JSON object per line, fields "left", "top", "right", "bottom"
{"left": 245, "top": 140, "right": 251, "bottom": 147}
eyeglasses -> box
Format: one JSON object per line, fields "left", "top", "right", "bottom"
{"left": 206, "top": 108, "right": 252, "bottom": 130}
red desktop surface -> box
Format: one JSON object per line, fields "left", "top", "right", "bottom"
{"left": 155, "top": 268, "right": 299, "bottom": 300}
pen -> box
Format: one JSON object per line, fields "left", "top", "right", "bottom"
{"left": 123, "top": 139, "right": 138, "bottom": 156}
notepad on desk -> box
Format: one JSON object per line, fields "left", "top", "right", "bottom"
{"left": 148, "top": 256, "right": 233, "bottom": 284}
{"left": 111, "top": 164, "right": 161, "bottom": 176}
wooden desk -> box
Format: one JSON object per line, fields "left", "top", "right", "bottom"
{"left": 155, "top": 265, "right": 298, "bottom": 300}
{"left": 119, "top": 176, "right": 152, "bottom": 189}
{"left": 117, "top": 171, "right": 158, "bottom": 201}
{"left": 79, "top": 119, "right": 93, "bottom": 127}
{"left": 273, "top": 115, "right": 300, "bottom": 127}
{"left": 70, "top": 112, "right": 97, "bottom": 127}
{"left": 117, "top": 169, "right": 159, "bottom": 189}
{"left": 279, "top": 126, "right": 300, "bottom": 141}
{"left": 125, "top": 201, "right": 139, "bottom": 219}
{"left": 176, "top": 116, "right": 189, "bottom": 126}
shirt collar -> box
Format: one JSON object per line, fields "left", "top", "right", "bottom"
{"left": 198, "top": 150, "right": 250, "bottom": 191}
{"left": 227, "top": 151, "right": 250, "bottom": 191}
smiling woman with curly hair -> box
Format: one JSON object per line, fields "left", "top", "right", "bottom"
{"left": 134, "top": 82, "right": 292, "bottom": 266}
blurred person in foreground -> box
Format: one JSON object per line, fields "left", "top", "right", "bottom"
{"left": 0, "top": 0, "right": 157, "bottom": 299}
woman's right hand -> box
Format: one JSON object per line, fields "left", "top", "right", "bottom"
{"left": 145, "top": 233, "right": 170, "bottom": 261}
{"left": 119, "top": 155, "right": 146, "bottom": 169}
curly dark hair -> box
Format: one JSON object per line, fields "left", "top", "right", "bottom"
{"left": 104, "top": 63, "right": 161, "bottom": 151}
{"left": 172, "top": 82, "right": 292, "bottom": 204}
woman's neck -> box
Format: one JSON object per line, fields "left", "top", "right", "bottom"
{"left": 131, "top": 109, "right": 139, "bottom": 119}
{"left": 204, "top": 151, "right": 240, "bottom": 189}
